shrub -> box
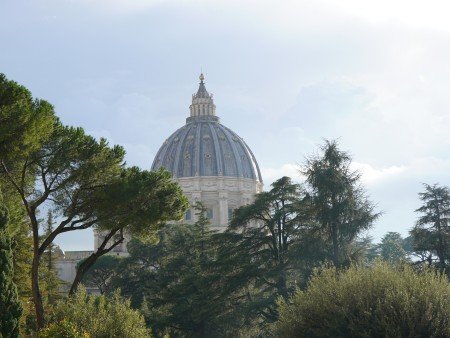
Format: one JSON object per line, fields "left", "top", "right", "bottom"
{"left": 272, "top": 262, "right": 450, "bottom": 338}
{"left": 39, "top": 320, "right": 88, "bottom": 338}
{"left": 47, "top": 287, "right": 151, "bottom": 338}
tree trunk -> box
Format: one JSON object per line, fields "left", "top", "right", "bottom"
{"left": 28, "top": 208, "right": 45, "bottom": 330}
{"left": 331, "top": 223, "right": 339, "bottom": 267}
{"left": 435, "top": 215, "right": 446, "bottom": 266}
{"left": 31, "top": 239, "right": 45, "bottom": 329}
{"left": 69, "top": 253, "right": 100, "bottom": 295}
{"left": 69, "top": 229, "right": 123, "bottom": 295}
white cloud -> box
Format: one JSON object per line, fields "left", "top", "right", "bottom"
{"left": 262, "top": 161, "right": 409, "bottom": 188}
{"left": 319, "top": 0, "right": 450, "bottom": 32}
{"left": 261, "top": 163, "right": 303, "bottom": 186}
{"left": 60, "top": 0, "right": 450, "bottom": 33}
{"left": 351, "top": 162, "right": 407, "bottom": 186}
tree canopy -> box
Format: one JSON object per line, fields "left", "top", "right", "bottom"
{"left": 112, "top": 203, "right": 248, "bottom": 337}
{"left": 0, "top": 74, "right": 188, "bottom": 329}
{"left": 302, "top": 140, "right": 380, "bottom": 267}
{"left": 0, "top": 73, "right": 55, "bottom": 163}
{"left": 272, "top": 262, "right": 450, "bottom": 338}
{"left": 411, "top": 183, "right": 450, "bottom": 269}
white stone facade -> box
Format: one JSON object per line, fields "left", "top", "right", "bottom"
{"left": 176, "top": 176, "right": 263, "bottom": 229}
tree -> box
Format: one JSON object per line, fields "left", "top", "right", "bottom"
{"left": 411, "top": 183, "right": 450, "bottom": 268}
{"left": 0, "top": 73, "right": 54, "bottom": 332}
{"left": 113, "top": 203, "right": 248, "bottom": 337}
{"left": 78, "top": 254, "right": 123, "bottom": 295}
{"left": 70, "top": 166, "right": 188, "bottom": 296}
{"left": 363, "top": 232, "right": 410, "bottom": 265}
{"left": 0, "top": 202, "right": 23, "bottom": 337}
{"left": 302, "top": 140, "right": 380, "bottom": 267}
{"left": 44, "top": 287, "right": 151, "bottom": 338}
{"left": 1, "top": 115, "right": 188, "bottom": 328}
{"left": 226, "top": 177, "right": 314, "bottom": 324}
{"left": 378, "top": 232, "right": 408, "bottom": 264}
{"left": 0, "top": 73, "right": 55, "bottom": 164}
{"left": 272, "top": 262, "right": 450, "bottom": 338}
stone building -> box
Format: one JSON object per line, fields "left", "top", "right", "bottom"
{"left": 151, "top": 73, "right": 263, "bottom": 228}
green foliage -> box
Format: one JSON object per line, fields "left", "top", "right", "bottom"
{"left": 0, "top": 203, "right": 23, "bottom": 337}
{"left": 0, "top": 182, "right": 34, "bottom": 333}
{"left": 227, "top": 177, "right": 313, "bottom": 323}
{"left": 302, "top": 139, "right": 380, "bottom": 267}
{"left": 113, "top": 203, "right": 248, "bottom": 337}
{"left": 379, "top": 232, "right": 409, "bottom": 264}
{"left": 0, "top": 73, "right": 55, "bottom": 163}
{"left": 47, "top": 287, "right": 151, "bottom": 338}
{"left": 411, "top": 183, "right": 450, "bottom": 268}
{"left": 26, "top": 121, "right": 187, "bottom": 256}
{"left": 79, "top": 255, "right": 123, "bottom": 294}
{"left": 1, "top": 105, "right": 188, "bottom": 325}
{"left": 363, "top": 232, "right": 411, "bottom": 265}
{"left": 39, "top": 320, "right": 89, "bottom": 338}
{"left": 97, "top": 167, "right": 188, "bottom": 237}
{"left": 0, "top": 74, "right": 39, "bottom": 329}
{"left": 272, "top": 262, "right": 450, "bottom": 338}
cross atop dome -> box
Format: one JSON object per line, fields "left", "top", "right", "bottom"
{"left": 189, "top": 73, "right": 217, "bottom": 120}
{"left": 195, "top": 73, "right": 211, "bottom": 99}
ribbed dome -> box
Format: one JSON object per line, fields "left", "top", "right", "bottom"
{"left": 151, "top": 75, "right": 262, "bottom": 182}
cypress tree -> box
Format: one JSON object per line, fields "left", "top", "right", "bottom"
{"left": 0, "top": 202, "right": 23, "bottom": 337}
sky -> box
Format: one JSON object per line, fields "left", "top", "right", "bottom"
{"left": 1, "top": 0, "right": 450, "bottom": 251}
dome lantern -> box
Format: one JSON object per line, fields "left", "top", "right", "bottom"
{"left": 189, "top": 73, "right": 217, "bottom": 119}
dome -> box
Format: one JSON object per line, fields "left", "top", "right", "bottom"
{"left": 151, "top": 75, "right": 262, "bottom": 182}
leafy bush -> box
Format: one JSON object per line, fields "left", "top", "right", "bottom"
{"left": 39, "top": 320, "right": 89, "bottom": 338}
{"left": 47, "top": 287, "right": 151, "bottom": 338}
{"left": 273, "top": 262, "right": 450, "bottom": 338}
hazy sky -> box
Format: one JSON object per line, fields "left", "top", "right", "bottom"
{"left": 2, "top": 0, "right": 450, "bottom": 251}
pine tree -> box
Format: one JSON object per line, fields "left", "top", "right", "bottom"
{"left": 379, "top": 232, "right": 408, "bottom": 264}
{"left": 0, "top": 202, "right": 23, "bottom": 337}
{"left": 411, "top": 183, "right": 450, "bottom": 268}
{"left": 227, "top": 176, "right": 313, "bottom": 321}
{"left": 302, "top": 140, "right": 380, "bottom": 267}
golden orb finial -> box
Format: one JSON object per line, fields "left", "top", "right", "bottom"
{"left": 199, "top": 73, "right": 205, "bottom": 82}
